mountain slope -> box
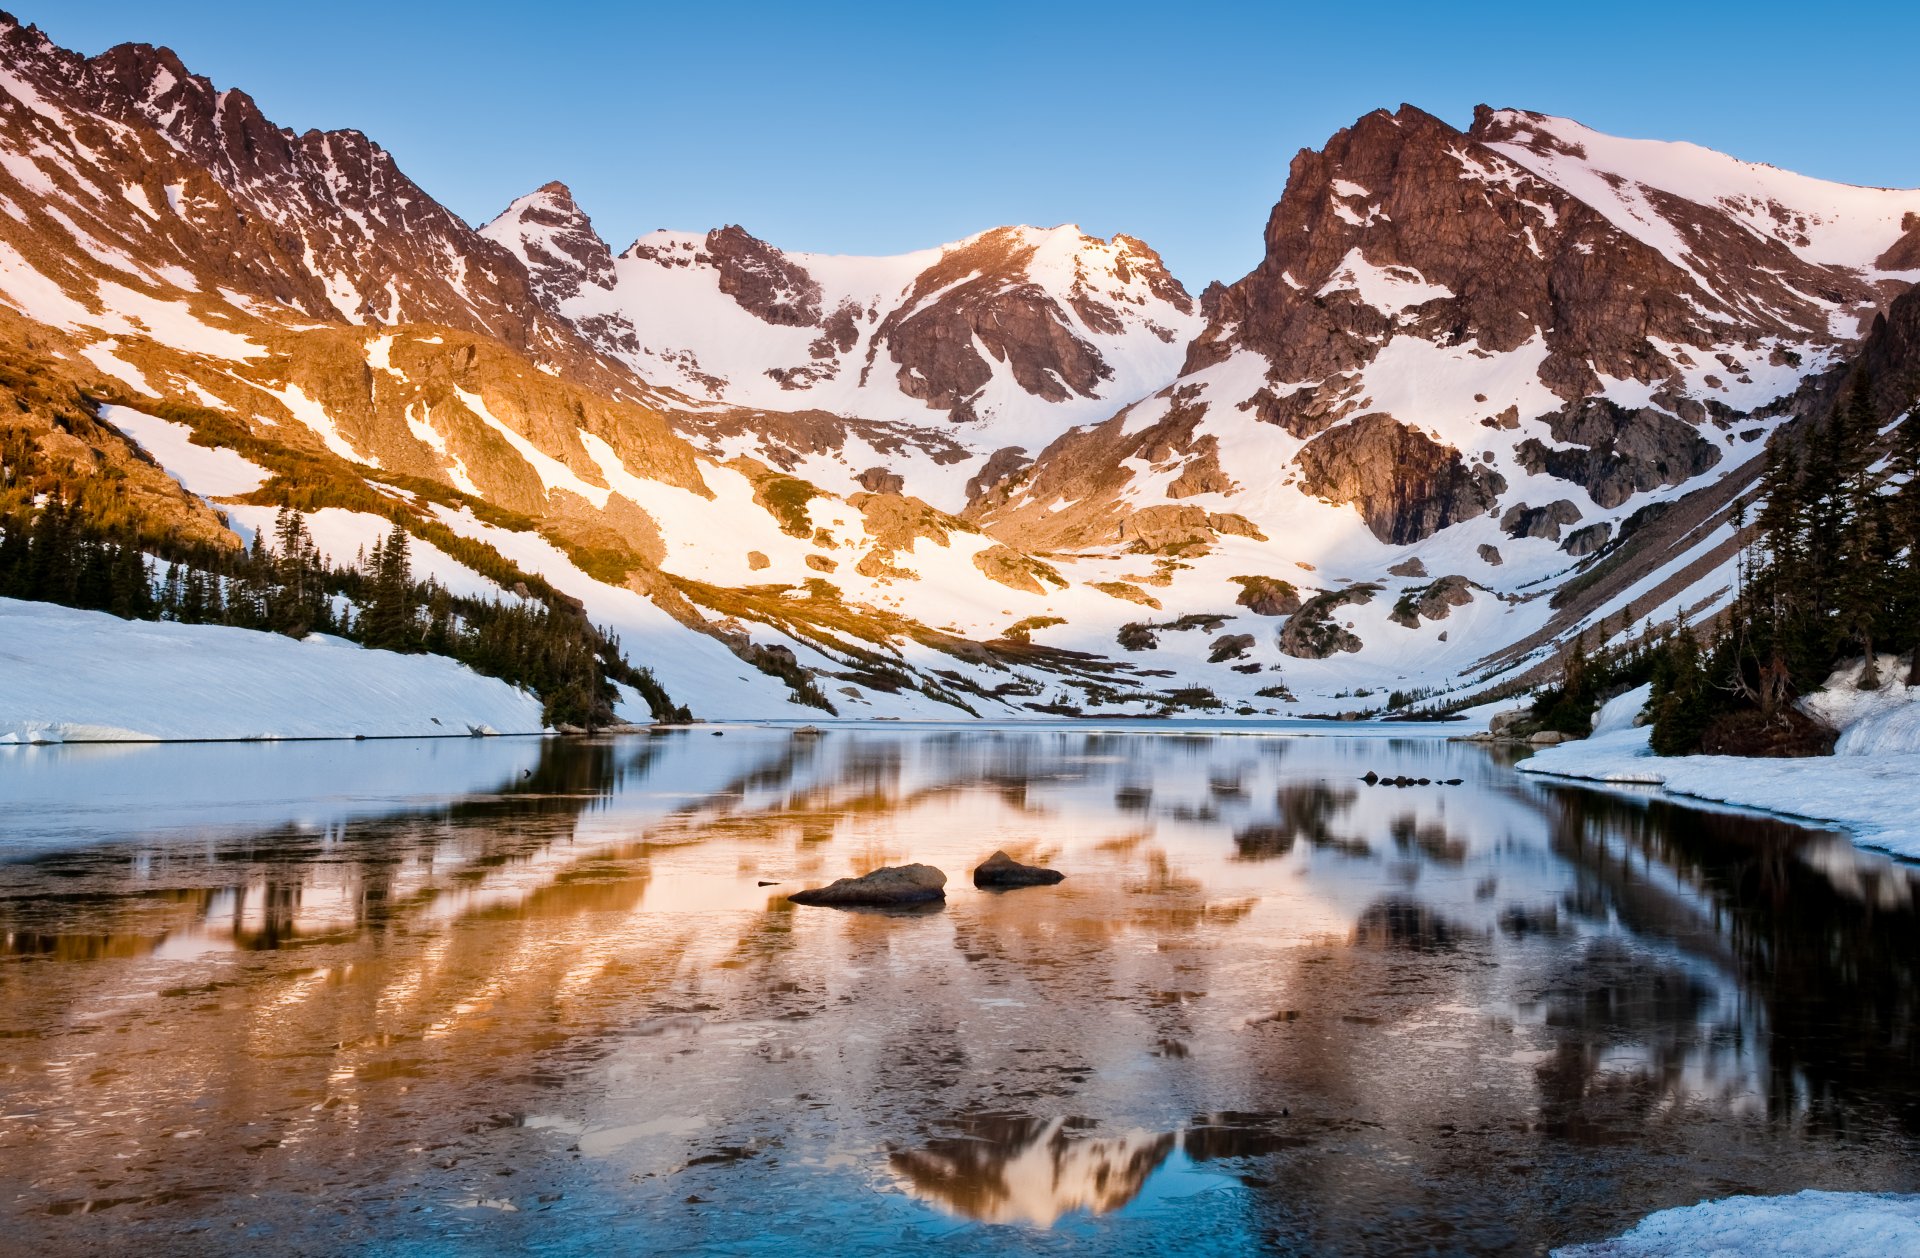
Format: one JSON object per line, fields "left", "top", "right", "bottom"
{"left": 0, "top": 12, "right": 1914, "bottom": 720}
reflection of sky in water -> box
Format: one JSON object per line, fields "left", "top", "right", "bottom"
{"left": 1, "top": 727, "right": 1917, "bottom": 1255}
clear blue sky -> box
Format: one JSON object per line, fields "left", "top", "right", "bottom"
{"left": 33, "top": 1, "right": 1920, "bottom": 288}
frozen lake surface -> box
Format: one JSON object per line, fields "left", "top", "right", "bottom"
{"left": 2, "top": 723, "right": 1917, "bottom": 1254}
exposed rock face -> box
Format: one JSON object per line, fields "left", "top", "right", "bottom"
{"left": 1296, "top": 416, "right": 1504, "bottom": 543}
{"left": 789, "top": 864, "right": 948, "bottom": 907}
{"left": 972, "top": 545, "right": 1064, "bottom": 594}
{"left": 972, "top": 851, "right": 1065, "bottom": 888}
{"left": 1188, "top": 103, "right": 1893, "bottom": 409}
{"left": 1208, "top": 633, "right": 1255, "bottom": 662}
{"left": 481, "top": 182, "right": 617, "bottom": 309}
{"left": 704, "top": 225, "right": 823, "bottom": 327}
{"left": 1562, "top": 522, "right": 1612, "bottom": 556}
{"left": 1850, "top": 284, "right": 1920, "bottom": 420}
{"left": 1389, "top": 575, "right": 1473, "bottom": 628}
{"left": 1280, "top": 586, "right": 1377, "bottom": 659}
{"left": 0, "top": 23, "right": 610, "bottom": 375}
{"left": 1517, "top": 400, "right": 1721, "bottom": 509}
{"left": 1230, "top": 575, "right": 1302, "bottom": 616}
{"left": 1501, "top": 499, "right": 1583, "bottom": 541}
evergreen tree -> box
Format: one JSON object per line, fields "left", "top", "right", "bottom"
{"left": 360, "top": 523, "right": 417, "bottom": 652}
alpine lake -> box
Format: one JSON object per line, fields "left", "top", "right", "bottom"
{"left": 2, "top": 722, "right": 1917, "bottom": 1255}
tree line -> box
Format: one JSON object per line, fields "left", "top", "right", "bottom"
{"left": 1517, "top": 375, "right": 1920, "bottom": 756}
{"left": 0, "top": 496, "right": 686, "bottom": 728}
{"left": 1643, "top": 379, "right": 1920, "bottom": 753}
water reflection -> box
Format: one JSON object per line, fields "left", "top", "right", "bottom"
{"left": 0, "top": 726, "right": 1916, "bottom": 1255}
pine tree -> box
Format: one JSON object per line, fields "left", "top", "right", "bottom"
{"left": 360, "top": 523, "right": 417, "bottom": 652}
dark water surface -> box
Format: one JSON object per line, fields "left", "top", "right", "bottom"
{"left": 1, "top": 725, "right": 1917, "bottom": 1255}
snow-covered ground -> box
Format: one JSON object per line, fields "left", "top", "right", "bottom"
{"left": 0, "top": 597, "right": 545, "bottom": 741}
{"left": 1555, "top": 1190, "right": 1920, "bottom": 1256}
{"left": 1521, "top": 671, "right": 1920, "bottom": 860}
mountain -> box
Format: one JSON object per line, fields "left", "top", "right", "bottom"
{"left": 1, "top": 13, "right": 1915, "bottom": 721}
{"left": 479, "top": 190, "right": 1202, "bottom": 505}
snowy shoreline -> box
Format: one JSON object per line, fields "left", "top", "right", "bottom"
{"left": 0, "top": 597, "right": 551, "bottom": 743}
{"left": 1520, "top": 676, "right": 1920, "bottom": 861}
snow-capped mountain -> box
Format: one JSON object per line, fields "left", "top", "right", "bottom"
{"left": 480, "top": 187, "right": 1202, "bottom": 504}
{"left": 1, "top": 13, "right": 1915, "bottom": 720}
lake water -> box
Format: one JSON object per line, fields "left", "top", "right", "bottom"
{"left": 2, "top": 724, "right": 1917, "bottom": 1255}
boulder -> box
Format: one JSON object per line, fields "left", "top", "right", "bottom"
{"left": 1528, "top": 730, "right": 1577, "bottom": 746}
{"left": 973, "top": 851, "right": 1065, "bottom": 888}
{"left": 1488, "top": 708, "right": 1531, "bottom": 736}
{"left": 788, "top": 863, "right": 947, "bottom": 907}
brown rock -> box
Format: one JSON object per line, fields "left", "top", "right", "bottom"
{"left": 972, "top": 851, "right": 1065, "bottom": 888}
{"left": 788, "top": 864, "right": 947, "bottom": 907}
{"left": 1295, "top": 415, "right": 1504, "bottom": 544}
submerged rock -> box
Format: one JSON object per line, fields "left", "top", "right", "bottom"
{"left": 788, "top": 863, "right": 947, "bottom": 907}
{"left": 972, "top": 850, "right": 1066, "bottom": 888}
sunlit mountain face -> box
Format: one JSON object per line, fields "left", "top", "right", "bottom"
{"left": 3, "top": 12, "right": 1915, "bottom": 722}
{"left": 3, "top": 728, "right": 1918, "bottom": 1253}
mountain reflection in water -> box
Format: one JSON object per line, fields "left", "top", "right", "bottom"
{"left": 893, "top": 1111, "right": 1304, "bottom": 1226}
{"left": 0, "top": 724, "right": 1916, "bottom": 1256}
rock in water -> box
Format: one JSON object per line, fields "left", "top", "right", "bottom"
{"left": 972, "top": 851, "right": 1066, "bottom": 888}
{"left": 787, "top": 864, "right": 947, "bottom": 907}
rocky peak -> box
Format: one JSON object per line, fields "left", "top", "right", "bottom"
{"left": 480, "top": 181, "right": 619, "bottom": 306}
{"left": 702, "top": 225, "right": 823, "bottom": 327}
{"left": 1193, "top": 102, "right": 1914, "bottom": 422}
{"left": 0, "top": 16, "right": 625, "bottom": 377}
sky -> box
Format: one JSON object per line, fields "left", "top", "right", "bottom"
{"left": 32, "top": 1, "right": 1920, "bottom": 289}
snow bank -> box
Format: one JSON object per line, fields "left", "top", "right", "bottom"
{"left": 1554, "top": 1190, "right": 1920, "bottom": 1256}
{"left": 1520, "top": 725, "right": 1920, "bottom": 859}
{"left": 0, "top": 597, "right": 545, "bottom": 741}
{"left": 1590, "top": 683, "right": 1652, "bottom": 736}
{"left": 1799, "top": 655, "right": 1919, "bottom": 739}
{"left": 1838, "top": 704, "right": 1920, "bottom": 757}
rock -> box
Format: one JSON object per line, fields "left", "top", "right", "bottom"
{"left": 746, "top": 550, "right": 771, "bottom": 571}
{"left": 972, "top": 851, "right": 1065, "bottom": 888}
{"left": 1517, "top": 400, "right": 1720, "bottom": 510}
{"left": 1500, "top": 499, "right": 1583, "bottom": 541}
{"left": 1388, "top": 574, "right": 1474, "bottom": 628}
{"left": 1294, "top": 414, "right": 1505, "bottom": 544}
{"left": 1230, "top": 575, "right": 1302, "bottom": 616}
{"left": 1278, "top": 585, "right": 1377, "bottom": 659}
{"left": 1561, "top": 521, "right": 1612, "bottom": 556}
{"left": 788, "top": 863, "right": 948, "bottom": 907}
{"left": 1361, "top": 770, "right": 1380, "bottom": 785}
{"left": 1477, "top": 544, "right": 1504, "bottom": 567}
{"left": 1207, "top": 633, "right": 1255, "bottom": 663}
{"left": 1388, "top": 557, "right": 1429, "bottom": 578}
{"left": 1488, "top": 708, "right": 1531, "bottom": 736}
{"left": 972, "top": 544, "right": 1065, "bottom": 594}
{"left": 1527, "top": 730, "right": 1576, "bottom": 746}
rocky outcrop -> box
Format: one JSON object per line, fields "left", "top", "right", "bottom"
{"left": 481, "top": 182, "right": 617, "bottom": 309}
{"left": 972, "top": 545, "right": 1064, "bottom": 595}
{"left": 1279, "top": 585, "right": 1377, "bottom": 658}
{"left": 1562, "top": 522, "right": 1612, "bottom": 556}
{"left": 972, "top": 851, "right": 1065, "bottom": 888}
{"left": 1208, "top": 633, "right": 1255, "bottom": 662}
{"left": 1501, "top": 499, "right": 1583, "bottom": 541}
{"left": 1517, "top": 400, "right": 1720, "bottom": 509}
{"left": 789, "top": 864, "right": 947, "bottom": 907}
{"left": 1389, "top": 575, "right": 1473, "bottom": 628}
{"left": 704, "top": 225, "right": 823, "bottom": 327}
{"left": 1295, "top": 416, "right": 1504, "bottom": 543}
{"left": 1230, "top": 575, "right": 1302, "bottom": 616}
